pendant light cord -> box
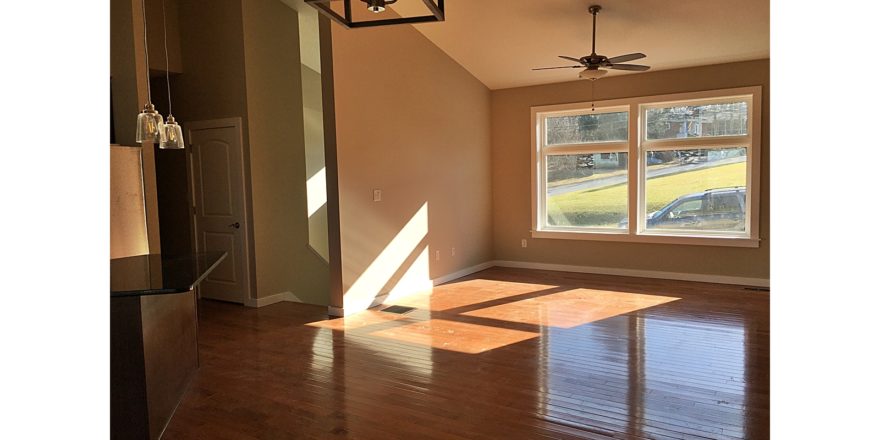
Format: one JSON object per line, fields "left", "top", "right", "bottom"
{"left": 591, "top": 80, "right": 595, "bottom": 112}
{"left": 141, "top": 0, "right": 151, "bottom": 103}
{"left": 162, "top": 0, "right": 171, "bottom": 113}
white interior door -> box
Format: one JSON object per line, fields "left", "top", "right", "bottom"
{"left": 187, "top": 119, "right": 251, "bottom": 303}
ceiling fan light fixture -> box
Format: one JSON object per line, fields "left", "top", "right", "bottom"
{"left": 532, "top": 4, "right": 650, "bottom": 79}
{"left": 579, "top": 69, "right": 607, "bottom": 80}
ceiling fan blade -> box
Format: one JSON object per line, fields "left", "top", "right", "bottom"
{"left": 532, "top": 65, "right": 583, "bottom": 70}
{"left": 606, "top": 63, "right": 650, "bottom": 71}
{"left": 558, "top": 55, "right": 584, "bottom": 64}
{"left": 606, "top": 53, "right": 646, "bottom": 64}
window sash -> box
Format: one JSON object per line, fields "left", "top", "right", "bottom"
{"left": 530, "top": 86, "right": 761, "bottom": 246}
{"left": 541, "top": 151, "right": 629, "bottom": 232}
{"left": 541, "top": 106, "right": 630, "bottom": 147}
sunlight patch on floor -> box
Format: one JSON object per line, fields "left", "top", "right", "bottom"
{"left": 391, "top": 279, "right": 559, "bottom": 311}
{"left": 462, "top": 288, "right": 679, "bottom": 328}
{"left": 368, "top": 319, "right": 538, "bottom": 354}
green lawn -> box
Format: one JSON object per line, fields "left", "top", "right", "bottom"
{"left": 547, "top": 162, "right": 746, "bottom": 227}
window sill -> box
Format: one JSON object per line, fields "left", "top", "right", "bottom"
{"left": 531, "top": 229, "right": 760, "bottom": 248}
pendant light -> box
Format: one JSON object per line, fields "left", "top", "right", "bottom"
{"left": 305, "top": 0, "right": 444, "bottom": 29}
{"left": 135, "top": 0, "right": 166, "bottom": 144}
{"left": 158, "top": 0, "right": 184, "bottom": 149}
{"left": 365, "top": 0, "right": 396, "bottom": 13}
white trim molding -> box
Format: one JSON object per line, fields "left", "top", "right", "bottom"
{"left": 492, "top": 260, "right": 769, "bottom": 288}
{"left": 244, "top": 291, "right": 304, "bottom": 308}
{"left": 431, "top": 261, "right": 495, "bottom": 286}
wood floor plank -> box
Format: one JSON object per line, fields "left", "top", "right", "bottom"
{"left": 162, "top": 267, "right": 769, "bottom": 439}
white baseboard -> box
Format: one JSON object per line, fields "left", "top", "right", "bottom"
{"left": 324, "top": 259, "right": 767, "bottom": 316}
{"left": 491, "top": 260, "right": 770, "bottom": 288}
{"left": 244, "top": 291, "right": 303, "bottom": 308}
{"left": 432, "top": 261, "right": 495, "bottom": 286}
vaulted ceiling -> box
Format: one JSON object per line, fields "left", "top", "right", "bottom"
{"left": 393, "top": 0, "right": 769, "bottom": 90}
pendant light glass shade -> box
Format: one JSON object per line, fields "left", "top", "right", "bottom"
{"left": 157, "top": 0, "right": 185, "bottom": 150}
{"left": 159, "top": 115, "right": 185, "bottom": 149}
{"left": 136, "top": 103, "right": 166, "bottom": 143}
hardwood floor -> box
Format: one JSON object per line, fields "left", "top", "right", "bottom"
{"left": 162, "top": 267, "right": 769, "bottom": 439}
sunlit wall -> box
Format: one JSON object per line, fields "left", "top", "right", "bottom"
{"left": 331, "top": 19, "right": 494, "bottom": 314}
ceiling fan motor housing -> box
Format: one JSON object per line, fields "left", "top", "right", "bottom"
{"left": 579, "top": 69, "right": 607, "bottom": 80}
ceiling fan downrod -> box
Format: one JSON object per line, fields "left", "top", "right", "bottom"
{"left": 589, "top": 5, "right": 601, "bottom": 56}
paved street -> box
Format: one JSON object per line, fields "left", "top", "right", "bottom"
{"left": 547, "top": 156, "right": 746, "bottom": 196}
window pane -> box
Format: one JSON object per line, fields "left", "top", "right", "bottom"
{"left": 646, "top": 101, "right": 748, "bottom": 140}
{"left": 546, "top": 111, "right": 628, "bottom": 145}
{"left": 546, "top": 153, "right": 628, "bottom": 229}
{"left": 644, "top": 147, "right": 746, "bottom": 233}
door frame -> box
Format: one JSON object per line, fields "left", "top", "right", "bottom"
{"left": 185, "top": 117, "right": 254, "bottom": 304}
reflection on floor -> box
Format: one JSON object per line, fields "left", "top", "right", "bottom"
{"left": 163, "top": 267, "right": 770, "bottom": 440}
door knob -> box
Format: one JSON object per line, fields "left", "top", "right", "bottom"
{"left": 228, "top": 222, "right": 240, "bottom": 229}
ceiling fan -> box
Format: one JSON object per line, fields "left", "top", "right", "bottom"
{"left": 533, "top": 5, "right": 650, "bottom": 80}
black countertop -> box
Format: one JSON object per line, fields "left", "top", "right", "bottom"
{"left": 111, "top": 252, "right": 227, "bottom": 297}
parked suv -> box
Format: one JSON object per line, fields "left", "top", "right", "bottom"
{"left": 619, "top": 187, "right": 746, "bottom": 231}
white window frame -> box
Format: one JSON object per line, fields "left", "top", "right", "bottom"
{"left": 530, "top": 86, "right": 761, "bottom": 248}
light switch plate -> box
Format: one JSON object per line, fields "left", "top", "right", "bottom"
{"left": 373, "top": 189, "right": 382, "bottom": 202}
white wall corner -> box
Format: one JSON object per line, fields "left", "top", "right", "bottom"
{"left": 244, "top": 291, "right": 303, "bottom": 308}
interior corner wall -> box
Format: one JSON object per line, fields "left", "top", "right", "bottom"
{"left": 491, "top": 59, "right": 770, "bottom": 280}
{"left": 171, "top": 0, "right": 251, "bottom": 262}
{"left": 241, "top": 0, "right": 329, "bottom": 305}
{"left": 331, "top": 22, "right": 493, "bottom": 313}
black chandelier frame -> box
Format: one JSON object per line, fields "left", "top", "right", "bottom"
{"left": 304, "top": 0, "right": 445, "bottom": 29}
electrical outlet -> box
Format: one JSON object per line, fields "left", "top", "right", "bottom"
{"left": 451, "top": 247, "right": 456, "bottom": 257}
{"left": 372, "top": 189, "right": 382, "bottom": 202}
{"left": 521, "top": 239, "right": 528, "bottom": 248}
{"left": 435, "top": 250, "right": 440, "bottom": 261}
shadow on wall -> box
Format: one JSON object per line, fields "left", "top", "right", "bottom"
{"left": 343, "top": 202, "right": 432, "bottom": 313}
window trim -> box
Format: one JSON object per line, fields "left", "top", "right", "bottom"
{"left": 530, "top": 86, "right": 762, "bottom": 248}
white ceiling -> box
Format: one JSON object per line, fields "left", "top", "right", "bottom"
{"left": 393, "top": 0, "right": 769, "bottom": 90}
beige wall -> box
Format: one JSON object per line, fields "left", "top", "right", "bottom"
{"left": 145, "top": 0, "right": 183, "bottom": 74}
{"left": 491, "top": 59, "right": 770, "bottom": 280}
{"left": 242, "top": 0, "right": 330, "bottom": 304}
{"left": 331, "top": 21, "right": 494, "bottom": 312}
{"left": 174, "top": 0, "right": 249, "bottom": 123}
